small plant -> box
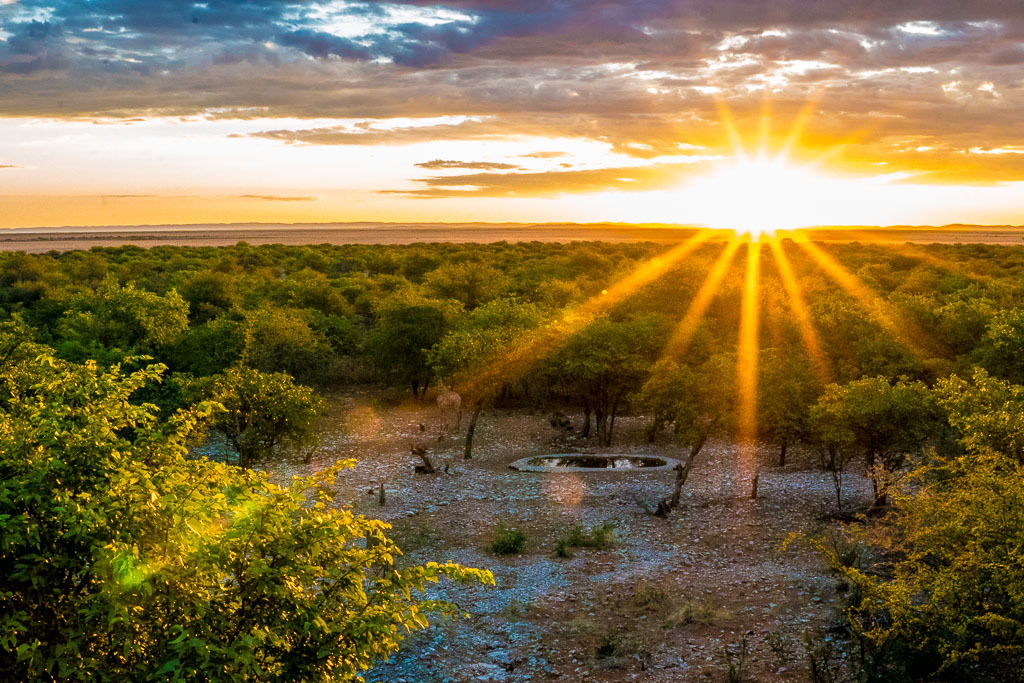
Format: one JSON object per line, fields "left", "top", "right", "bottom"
{"left": 566, "top": 614, "right": 600, "bottom": 636}
{"left": 721, "top": 636, "right": 748, "bottom": 683}
{"left": 501, "top": 599, "right": 536, "bottom": 618}
{"left": 766, "top": 629, "right": 796, "bottom": 668}
{"left": 594, "top": 629, "right": 651, "bottom": 671}
{"left": 633, "top": 581, "right": 669, "bottom": 609}
{"left": 554, "top": 521, "right": 616, "bottom": 557}
{"left": 666, "top": 597, "right": 728, "bottom": 627}
{"left": 489, "top": 520, "right": 526, "bottom": 555}
{"left": 595, "top": 633, "right": 618, "bottom": 659}
{"left": 802, "top": 629, "right": 844, "bottom": 683}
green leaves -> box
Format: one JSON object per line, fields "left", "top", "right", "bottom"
{"left": 815, "top": 373, "right": 1024, "bottom": 680}
{"left": 203, "top": 366, "right": 324, "bottom": 468}
{"left": 0, "top": 352, "right": 492, "bottom": 681}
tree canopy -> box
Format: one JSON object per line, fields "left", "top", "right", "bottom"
{"left": 0, "top": 352, "right": 492, "bottom": 681}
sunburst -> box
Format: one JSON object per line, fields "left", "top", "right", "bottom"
{"left": 448, "top": 99, "right": 945, "bottom": 502}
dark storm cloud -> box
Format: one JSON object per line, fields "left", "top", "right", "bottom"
{"left": 2, "top": 0, "right": 1023, "bottom": 184}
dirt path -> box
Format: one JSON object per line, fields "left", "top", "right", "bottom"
{"left": 268, "top": 390, "right": 872, "bottom": 682}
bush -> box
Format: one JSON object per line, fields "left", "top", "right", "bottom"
{"left": 0, "top": 353, "right": 493, "bottom": 681}
{"left": 812, "top": 370, "right": 1024, "bottom": 681}
{"left": 665, "top": 597, "right": 727, "bottom": 628}
{"left": 554, "top": 522, "right": 616, "bottom": 557}
{"left": 489, "top": 521, "right": 526, "bottom": 555}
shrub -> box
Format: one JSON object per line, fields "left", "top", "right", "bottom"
{"left": 0, "top": 353, "right": 493, "bottom": 681}
{"left": 812, "top": 370, "right": 1024, "bottom": 681}
{"left": 721, "top": 636, "right": 749, "bottom": 683}
{"left": 489, "top": 521, "right": 526, "bottom": 555}
{"left": 554, "top": 522, "right": 616, "bottom": 557}
{"left": 665, "top": 597, "right": 728, "bottom": 627}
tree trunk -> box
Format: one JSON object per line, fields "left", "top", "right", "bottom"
{"left": 411, "top": 379, "right": 420, "bottom": 399}
{"left": 606, "top": 397, "right": 619, "bottom": 447}
{"left": 826, "top": 445, "right": 844, "bottom": 511}
{"left": 646, "top": 417, "right": 661, "bottom": 444}
{"left": 866, "top": 448, "right": 883, "bottom": 507}
{"left": 581, "top": 399, "right": 592, "bottom": 438}
{"left": 595, "top": 409, "right": 607, "bottom": 445}
{"left": 464, "top": 399, "right": 484, "bottom": 460}
{"left": 666, "top": 434, "right": 709, "bottom": 510}
{"left": 778, "top": 440, "right": 787, "bottom": 467}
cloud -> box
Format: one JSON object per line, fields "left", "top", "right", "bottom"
{"left": 414, "top": 159, "right": 521, "bottom": 170}
{"left": 521, "top": 151, "right": 569, "bottom": 158}
{"left": 386, "top": 160, "right": 714, "bottom": 198}
{"left": 1, "top": 0, "right": 1022, "bottom": 184}
{"left": 237, "top": 194, "right": 318, "bottom": 202}
{"left": 0, "top": 164, "right": 21, "bottom": 169}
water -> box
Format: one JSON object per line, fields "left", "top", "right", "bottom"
{"left": 525, "top": 455, "right": 668, "bottom": 469}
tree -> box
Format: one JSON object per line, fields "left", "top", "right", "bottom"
{"left": 366, "top": 303, "right": 448, "bottom": 398}
{"left": 0, "top": 352, "right": 492, "bottom": 681}
{"left": 815, "top": 371, "right": 1024, "bottom": 681}
{"left": 425, "top": 261, "right": 507, "bottom": 310}
{"left": 242, "top": 307, "right": 336, "bottom": 385}
{"left": 936, "top": 367, "right": 1024, "bottom": 464}
{"left": 428, "top": 298, "right": 544, "bottom": 458}
{"left": 168, "top": 315, "right": 246, "bottom": 377}
{"left": 205, "top": 366, "right": 324, "bottom": 468}
{"left": 546, "top": 315, "right": 666, "bottom": 446}
{"left": 639, "top": 353, "right": 736, "bottom": 511}
{"left": 757, "top": 349, "right": 821, "bottom": 467}
{"left": 978, "top": 307, "right": 1024, "bottom": 385}
{"left": 57, "top": 279, "right": 189, "bottom": 356}
{"left": 178, "top": 268, "right": 240, "bottom": 323}
{"left": 809, "top": 376, "right": 939, "bottom": 508}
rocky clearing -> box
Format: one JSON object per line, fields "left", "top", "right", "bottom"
{"left": 265, "top": 390, "right": 873, "bottom": 682}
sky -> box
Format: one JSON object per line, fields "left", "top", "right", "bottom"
{"left": 1, "top": 0, "right": 1023, "bottom": 230}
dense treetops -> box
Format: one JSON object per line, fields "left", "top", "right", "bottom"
{"left": 4, "top": 239, "right": 1024, "bottom": 407}
{"left": 5, "top": 238, "right": 1024, "bottom": 679}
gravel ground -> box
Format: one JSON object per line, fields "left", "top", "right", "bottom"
{"left": 264, "top": 389, "right": 873, "bottom": 682}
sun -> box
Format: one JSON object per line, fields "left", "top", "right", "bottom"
{"left": 686, "top": 155, "right": 844, "bottom": 238}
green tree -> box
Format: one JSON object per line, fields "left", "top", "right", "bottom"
{"left": 57, "top": 279, "right": 189, "bottom": 356}
{"left": 978, "top": 307, "right": 1024, "bottom": 385}
{"left": 816, "top": 371, "right": 1024, "bottom": 681}
{"left": 640, "top": 353, "right": 736, "bottom": 510}
{"left": 205, "top": 366, "right": 324, "bottom": 468}
{"left": 242, "top": 307, "right": 335, "bottom": 385}
{"left": 757, "top": 350, "right": 822, "bottom": 466}
{"left": 168, "top": 315, "right": 246, "bottom": 377}
{"left": 0, "top": 353, "right": 492, "bottom": 681}
{"left": 809, "top": 376, "right": 939, "bottom": 508}
{"left": 367, "top": 303, "right": 448, "bottom": 398}
{"left": 547, "top": 315, "right": 666, "bottom": 446}
{"left": 937, "top": 367, "right": 1024, "bottom": 464}
{"left": 178, "top": 269, "right": 240, "bottom": 323}
{"left": 429, "top": 298, "right": 545, "bottom": 458}
{"left": 425, "top": 261, "right": 507, "bottom": 310}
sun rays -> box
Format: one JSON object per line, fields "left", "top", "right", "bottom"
{"left": 446, "top": 98, "right": 952, "bottom": 496}
{"left": 736, "top": 239, "right": 762, "bottom": 494}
